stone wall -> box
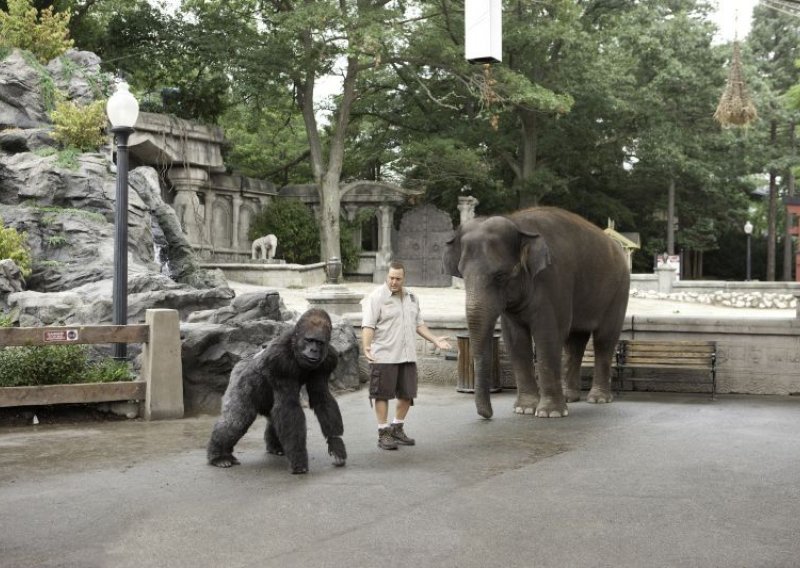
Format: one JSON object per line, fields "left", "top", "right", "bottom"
{"left": 344, "top": 314, "right": 800, "bottom": 396}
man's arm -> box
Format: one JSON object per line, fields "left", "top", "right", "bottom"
{"left": 362, "top": 326, "right": 375, "bottom": 362}
{"left": 416, "top": 324, "right": 452, "bottom": 351}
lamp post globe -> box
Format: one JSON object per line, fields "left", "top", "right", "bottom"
{"left": 744, "top": 221, "right": 753, "bottom": 282}
{"left": 107, "top": 81, "right": 139, "bottom": 359}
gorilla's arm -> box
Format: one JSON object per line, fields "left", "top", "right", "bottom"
{"left": 265, "top": 335, "right": 310, "bottom": 474}
{"left": 305, "top": 349, "right": 346, "bottom": 465}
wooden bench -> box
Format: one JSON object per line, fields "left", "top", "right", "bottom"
{"left": 616, "top": 339, "right": 717, "bottom": 399}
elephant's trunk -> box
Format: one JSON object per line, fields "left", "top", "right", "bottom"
{"left": 466, "top": 290, "right": 500, "bottom": 419}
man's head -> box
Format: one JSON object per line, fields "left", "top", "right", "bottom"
{"left": 386, "top": 261, "right": 405, "bottom": 294}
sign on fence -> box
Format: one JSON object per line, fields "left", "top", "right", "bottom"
{"left": 43, "top": 329, "right": 79, "bottom": 343}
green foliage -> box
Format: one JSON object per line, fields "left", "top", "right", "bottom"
{"left": 248, "top": 199, "right": 320, "bottom": 265}
{"left": 0, "top": 344, "right": 133, "bottom": 387}
{"left": 50, "top": 99, "right": 107, "bottom": 152}
{"left": 247, "top": 199, "right": 358, "bottom": 269}
{"left": 0, "top": 0, "right": 73, "bottom": 63}
{"left": 22, "top": 202, "right": 106, "bottom": 224}
{"left": 0, "top": 215, "right": 32, "bottom": 278}
{"left": 45, "top": 234, "right": 68, "bottom": 248}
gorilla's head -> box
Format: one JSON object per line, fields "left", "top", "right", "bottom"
{"left": 293, "top": 308, "right": 332, "bottom": 368}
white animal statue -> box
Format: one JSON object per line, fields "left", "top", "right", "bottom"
{"left": 251, "top": 234, "right": 278, "bottom": 260}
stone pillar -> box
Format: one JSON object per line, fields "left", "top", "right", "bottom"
{"left": 343, "top": 204, "right": 361, "bottom": 250}
{"left": 375, "top": 204, "right": 394, "bottom": 283}
{"left": 656, "top": 265, "right": 675, "bottom": 294}
{"left": 141, "top": 309, "right": 183, "bottom": 420}
{"left": 458, "top": 195, "right": 479, "bottom": 225}
{"left": 203, "top": 189, "right": 217, "bottom": 247}
{"left": 232, "top": 194, "right": 242, "bottom": 250}
{"left": 168, "top": 167, "right": 208, "bottom": 246}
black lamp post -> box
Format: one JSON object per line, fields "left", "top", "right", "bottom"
{"left": 106, "top": 81, "right": 139, "bottom": 359}
{"left": 744, "top": 220, "right": 753, "bottom": 282}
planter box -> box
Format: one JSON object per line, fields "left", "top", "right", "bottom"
{"left": 0, "top": 381, "right": 146, "bottom": 408}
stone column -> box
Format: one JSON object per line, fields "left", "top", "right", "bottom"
{"left": 168, "top": 167, "right": 208, "bottom": 246}
{"left": 374, "top": 204, "right": 394, "bottom": 283}
{"left": 656, "top": 264, "right": 675, "bottom": 294}
{"left": 458, "top": 195, "right": 479, "bottom": 225}
{"left": 343, "top": 204, "right": 361, "bottom": 250}
{"left": 203, "top": 189, "right": 217, "bottom": 248}
{"left": 232, "top": 194, "right": 242, "bottom": 251}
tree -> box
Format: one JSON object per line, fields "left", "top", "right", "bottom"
{"left": 0, "top": 0, "right": 72, "bottom": 63}
{"left": 749, "top": 3, "right": 800, "bottom": 281}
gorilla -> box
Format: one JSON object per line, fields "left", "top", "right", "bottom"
{"left": 207, "top": 308, "right": 347, "bottom": 474}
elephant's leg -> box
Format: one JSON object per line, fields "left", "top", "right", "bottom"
{"left": 563, "top": 331, "right": 591, "bottom": 402}
{"left": 501, "top": 315, "right": 538, "bottom": 415}
{"left": 531, "top": 332, "right": 568, "bottom": 418}
{"left": 587, "top": 335, "right": 616, "bottom": 404}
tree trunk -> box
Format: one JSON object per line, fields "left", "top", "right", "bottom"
{"left": 783, "top": 120, "right": 796, "bottom": 281}
{"left": 667, "top": 177, "right": 676, "bottom": 255}
{"left": 516, "top": 109, "right": 539, "bottom": 208}
{"left": 296, "top": 46, "right": 359, "bottom": 262}
{"left": 767, "top": 120, "right": 778, "bottom": 281}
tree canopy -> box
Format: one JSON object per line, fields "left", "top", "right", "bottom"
{"left": 9, "top": 0, "right": 798, "bottom": 279}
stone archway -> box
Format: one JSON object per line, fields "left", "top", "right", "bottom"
{"left": 396, "top": 204, "right": 453, "bottom": 287}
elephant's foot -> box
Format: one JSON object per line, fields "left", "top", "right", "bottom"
{"left": 513, "top": 393, "right": 540, "bottom": 415}
{"left": 535, "top": 396, "right": 569, "bottom": 418}
{"left": 563, "top": 388, "right": 581, "bottom": 403}
{"left": 587, "top": 387, "right": 613, "bottom": 404}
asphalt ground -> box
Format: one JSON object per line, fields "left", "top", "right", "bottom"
{"left": 1, "top": 386, "right": 799, "bottom": 568}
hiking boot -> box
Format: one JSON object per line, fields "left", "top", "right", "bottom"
{"left": 390, "top": 423, "right": 416, "bottom": 446}
{"left": 378, "top": 427, "right": 398, "bottom": 450}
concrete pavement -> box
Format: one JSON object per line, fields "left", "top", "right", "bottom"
{"left": 1, "top": 387, "right": 799, "bottom": 567}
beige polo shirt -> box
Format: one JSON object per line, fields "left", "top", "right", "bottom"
{"left": 362, "top": 284, "right": 424, "bottom": 364}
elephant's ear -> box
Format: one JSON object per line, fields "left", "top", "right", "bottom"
{"left": 443, "top": 230, "right": 462, "bottom": 277}
{"left": 519, "top": 231, "right": 551, "bottom": 277}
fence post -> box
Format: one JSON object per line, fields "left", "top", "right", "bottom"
{"left": 141, "top": 309, "right": 184, "bottom": 420}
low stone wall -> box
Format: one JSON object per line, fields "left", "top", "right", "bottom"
{"left": 202, "top": 262, "right": 327, "bottom": 288}
{"left": 346, "top": 314, "right": 800, "bottom": 396}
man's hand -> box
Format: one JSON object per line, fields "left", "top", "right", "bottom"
{"left": 433, "top": 336, "right": 452, "bottom": 351}
{"left": 363, "top": 344, "right": 375, "bottom": 363}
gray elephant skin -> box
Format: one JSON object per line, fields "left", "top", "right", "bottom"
{"left": 444, "top": 207, "right": 630, "bottom": 419}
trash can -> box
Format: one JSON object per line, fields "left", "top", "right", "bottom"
{"left": 456, "top": 333, "right": 503, "bottom": 393}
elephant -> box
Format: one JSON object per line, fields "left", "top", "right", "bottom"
{"left": 443, "top": 207, "right": 630, "bottom": 419}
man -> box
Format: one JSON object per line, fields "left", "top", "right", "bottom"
{"left": 362, "top": 261, "right": 452, "bottom": 450}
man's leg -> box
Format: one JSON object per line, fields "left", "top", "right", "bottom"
{"left": 374, "top": 399, "right": 389, "bottom": 425}
{"left": 370, "top": 363, "right": 398, "bottom": 450}
{"left": 390, "top": 363, "right": 417, "bottom": 446}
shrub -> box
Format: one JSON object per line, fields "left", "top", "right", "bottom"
{"left": 0, "top": 216, "right": 32, "bottom": 278}
{"left": 248, "top": 199, "right": 361, "bottom": 269}
{"left": 0, "top": 344, "right": 134, "bottom": 387}
{"left": 248, "top": 199, "right": 321, "bottom": 265}
{"left": 50, "top": 99, "right": 106, "bottom": 152}
{"left": 0, "top": 0, "right": 73, "bottom": 64}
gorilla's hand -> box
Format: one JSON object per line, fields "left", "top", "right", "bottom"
{"left": 327, "top": 436, "right": 347, "bottom": 467}
{"left": 210, "top": 454, "right": 241, "bottom": 468}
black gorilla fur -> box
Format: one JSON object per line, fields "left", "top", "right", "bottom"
{"left": 207, "top": 308, "right": 347, "bottom": 474}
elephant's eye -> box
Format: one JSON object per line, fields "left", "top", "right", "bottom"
{"left": 492, "top": 271, "right": 509, "bottom": 284}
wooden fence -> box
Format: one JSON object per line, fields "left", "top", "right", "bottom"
{"left": 0, "top": 309, "right": 183, "bottom": 420}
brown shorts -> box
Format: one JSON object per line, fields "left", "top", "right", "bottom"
{"left": 369, "top": 362, "right": 418, "bottom": 401}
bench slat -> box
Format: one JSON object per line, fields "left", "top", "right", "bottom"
{"left": 0, "top": 381, "right": 146, "bottom": 408}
